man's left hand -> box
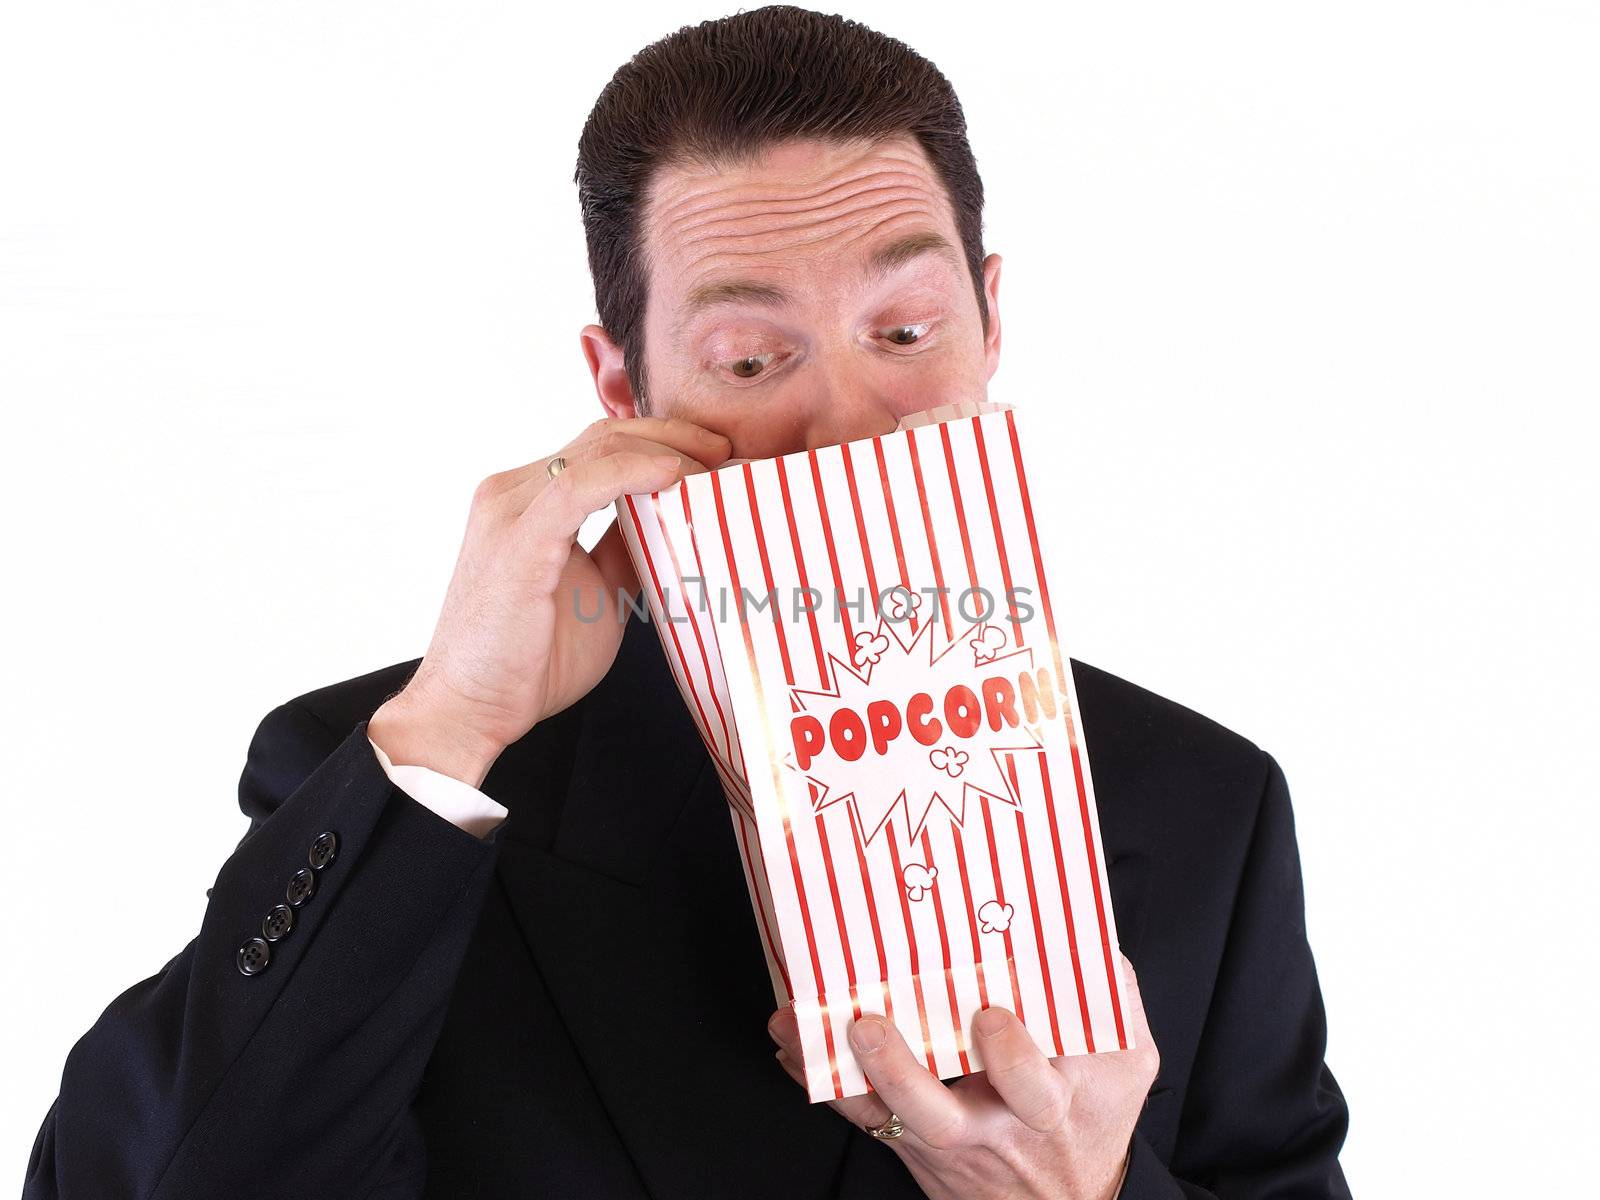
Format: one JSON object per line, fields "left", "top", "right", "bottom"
{"left": 767, "top": 952, "right": 1158, "bottom": 1200}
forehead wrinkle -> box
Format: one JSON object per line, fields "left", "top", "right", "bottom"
{"left": 654, "top": 165, "right": 943, "bottom": 232}
{"left": 674, "top": 185, "right": 939, "bottom": 248}
{"left": 674, "top": 197, "right": 945, "bottom": 267}
{"left": 651, "top": 135, "right": 932, "bottom": 207}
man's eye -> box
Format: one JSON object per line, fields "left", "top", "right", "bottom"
{"left": 880, "top": 322, "right": 932, "bottom": 347}
{"left": 725, "top": 352, "right": 777, "bottom": 379}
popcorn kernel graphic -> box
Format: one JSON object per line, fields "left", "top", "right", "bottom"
{"left": 978, "top": 900, "right": 1015, "bottom": 934}
{"left": 852, "top": 630, "right": 890, "bottom": 668}
{"left": 902, "top": 862, "right": 938, "bottom": 902}
{"left": 885, "top": 589, "right": 923, "bottom": 623}
{"left": 971, "top": 623, "right": 1007, "bottom": 665}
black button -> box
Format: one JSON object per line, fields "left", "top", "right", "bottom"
{"left": 309, "top": 830, "right": 339, "bottom": 870}
{"left": 237, "top": 937, "right": 271, "bottom": 975}
{"left": 286, "top": 867, "right": 316, "bottom": 907}
{"left": 262, "top": 903, "right": 295, "bottom": 942}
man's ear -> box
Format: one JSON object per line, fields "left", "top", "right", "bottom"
{"left": 980, "top": 252, "right": 1003, "bottom": 381}
{"left": 579, "top": 324, "right": 639, "bottom": 419}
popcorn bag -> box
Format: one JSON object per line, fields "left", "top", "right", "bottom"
{"left": 614, "top": 400, "right": 1130, "bottom": 1103}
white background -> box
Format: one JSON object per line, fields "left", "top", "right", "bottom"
{"left": 3, "top": 2, "right": 1595, "bottom": 1193}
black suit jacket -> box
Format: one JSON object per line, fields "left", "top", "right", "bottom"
{"left": 24, "top": 613, "right": 1350, "bottom": 1199}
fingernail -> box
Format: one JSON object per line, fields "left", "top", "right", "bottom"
{"left": 850, "top": 1017, "right": 886, "bottom": 1053}
{"left": 697, "top": 427, "right": 730, "bottom": 446}
{"left": 975, "top": 1008, "right": 1008, "bottom": 1039}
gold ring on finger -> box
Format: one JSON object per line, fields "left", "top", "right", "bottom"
{"left": 866, "top": 1111, "right": 905, "bottom": 1140}
{"left": 546, "top": 456, "right": 568, "bottom": 478}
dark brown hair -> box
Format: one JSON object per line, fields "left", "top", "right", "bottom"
{"left": 574, "top": 5, "right": 988, "bottom": 412}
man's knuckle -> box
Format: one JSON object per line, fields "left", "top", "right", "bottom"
{"left": 1018, "top": 1088, "right": 1069, "bottom": 1134}
{"left": 919, "top": 1112, "right": 970, "bottom": 1151}
{"left": 472, "top": 471, "right": 507, "bottom": 505}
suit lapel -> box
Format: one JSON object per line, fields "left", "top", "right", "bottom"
{"left": 492, "top": 614, "right": 852, "bottom": 1200}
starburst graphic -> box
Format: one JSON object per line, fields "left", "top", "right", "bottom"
{"left": 782, "top": 605, "right": 1048, "bottom": 853}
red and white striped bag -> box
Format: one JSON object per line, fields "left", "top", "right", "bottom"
{"left": 615, "top": 400, "right": 1130, "bottom": 1103}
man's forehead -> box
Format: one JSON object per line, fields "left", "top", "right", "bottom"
{"left": 642, "top": 134, "right": 961, "bottom": 289}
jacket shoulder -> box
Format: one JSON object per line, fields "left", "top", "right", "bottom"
{"left": 1068, "top": 657, "right": 1275, "bottom": 844}
{"left": 1069, "top": 658, "right": 1263, "bottom": 764}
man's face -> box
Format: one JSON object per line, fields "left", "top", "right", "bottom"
{"left": 582, "top": 134, "right": 1002, "bottom": 460}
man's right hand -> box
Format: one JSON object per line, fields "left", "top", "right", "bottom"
{"left": 367, "top": 415, "right": 733, "bottom": 788}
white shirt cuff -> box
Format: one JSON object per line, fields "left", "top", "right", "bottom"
{"left": 368, "top": 734, "right": 509, "bottom": 840}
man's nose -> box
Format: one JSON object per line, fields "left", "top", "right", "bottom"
{"left": 799, "top": 369, "right": 904, "bottom": 451}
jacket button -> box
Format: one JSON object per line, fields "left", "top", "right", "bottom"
{"left": 308, "top": 830, "right": 339, "bottom": 870}
{"left": 286, "top": 867, "right": 316, "bottom": 907}
{"left": 262, "top": 903, "right": 295, "bottom": 942}
{"left": 237, "top": 937, "right": 271, "bottom": 975}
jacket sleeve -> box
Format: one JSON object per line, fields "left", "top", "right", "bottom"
{"left": 1119, "top": 753, "right": 1352, "bottom": 1199}
{"left": 23, "top": 699, "right": 506, "bottom": 1200}
{"left": 367, "top": 734, "right": 509, "bottom": 839}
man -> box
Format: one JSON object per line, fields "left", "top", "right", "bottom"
{"left": 23, "top": 7, "right": 1350, "bottom": 1198}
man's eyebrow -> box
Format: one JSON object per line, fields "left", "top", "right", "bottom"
{"left": 681, "top": 278, "right": 793, "bottom": 315}
{"left": 677, "top": 231, "right": 962, "bottom": 327}
{"left": 862, "top": 230, "right": 962, "bottom": 282}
